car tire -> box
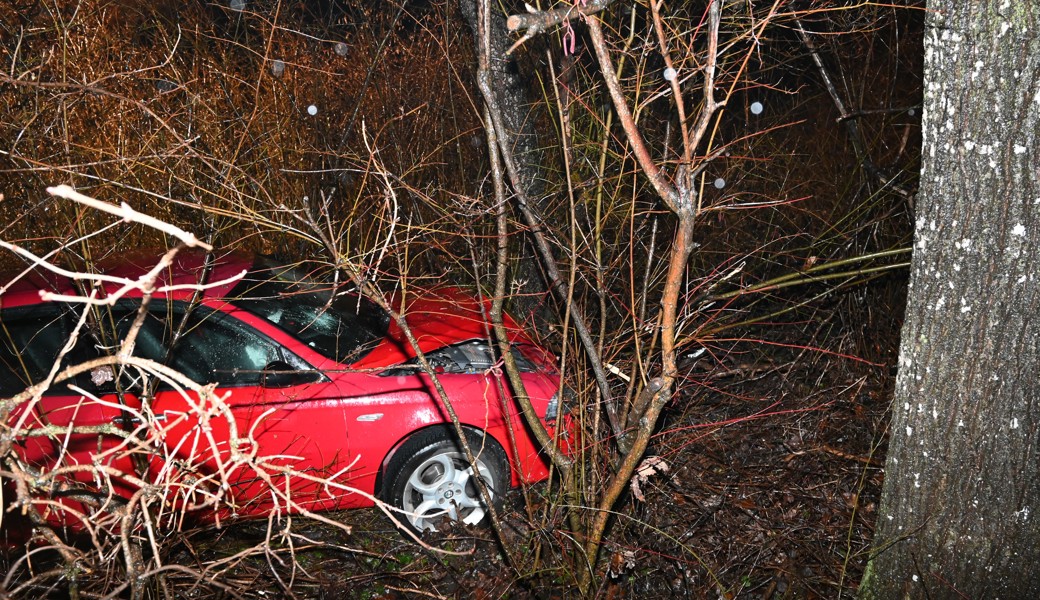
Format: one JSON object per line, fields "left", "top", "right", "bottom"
{"left": 382, "top": 427, "right": 509, "bottom": 534}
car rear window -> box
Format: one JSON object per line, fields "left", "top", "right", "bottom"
{"left": 227, "top": 258, "right": 390, "bottom": 364}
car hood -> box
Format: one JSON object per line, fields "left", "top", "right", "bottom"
{"left": 354, "top": 287, "right": 539, "bottom": 369}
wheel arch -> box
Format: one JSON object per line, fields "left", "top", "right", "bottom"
{"left": 374, "top": 423, "right": 511, "bottom": 503}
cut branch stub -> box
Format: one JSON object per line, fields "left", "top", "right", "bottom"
{"left": 506, "top": 0, "right": 616, "bottom": 35}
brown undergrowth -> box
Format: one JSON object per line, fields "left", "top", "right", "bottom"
{"left": 1, "top": 0, "right": 920, "bottom": 597}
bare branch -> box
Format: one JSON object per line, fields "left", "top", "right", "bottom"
{"left": 585, "top": 15, "right": 682, "bottom": 211}
{"left": 47, "top": 185, "right": 211, "bottom": 250}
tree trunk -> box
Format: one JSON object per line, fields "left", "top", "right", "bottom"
{"left": 458, "top": 0, "right": 549, "bottom": 327}
{"left": 859, "top": 3, "right": 1040, "bottom": 598}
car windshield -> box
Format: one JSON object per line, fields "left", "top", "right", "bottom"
{"left": 227, "top": 257, "right": 390, "bottom": 364}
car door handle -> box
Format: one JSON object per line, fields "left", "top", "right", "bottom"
{"left": 112, "top": 413, "right": 166, "bottom": 427}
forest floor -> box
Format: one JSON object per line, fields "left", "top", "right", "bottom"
{"left": 173, "top": 318, "right": 896, "bottom": 600}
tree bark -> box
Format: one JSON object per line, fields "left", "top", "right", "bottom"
{"left": 860, "top": 3, "right": 1040, "bottom": 598}
{"left": 459, "top": 1, "right": 543, "bottom": 196}
{"left": 458, "top": 0, "right": 549, "bottom": 325}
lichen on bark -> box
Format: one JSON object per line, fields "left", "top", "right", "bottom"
{"left": 860, "top": 2, "right": 1040, "bottom": 598}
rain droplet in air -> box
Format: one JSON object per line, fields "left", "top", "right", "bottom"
{"left": 334, "top": 42, "right": 348, "bottom": 57}
{"left": 663, "top": 67, "right": 677, "bottom": 82}
{"left": 229, "top": 0, "right": 246, "bottom": 11}
{"left": 271, "top": 60, "right": 285, "bottom": 77}
{"left": 714, "top": 178, "right": 726, "bottom": 189}
{"left": 750, "top": 101, "right": 764, "bottom": 115}
{"left": 307, "top": 105, "right": 318, "bottom": 116}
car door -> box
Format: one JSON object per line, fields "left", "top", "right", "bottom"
{"left": 136, "top": 302, "right": 366, "bottom": 519}
{"left": 0, "top": 305, "right": 65, "bottom": 470}
{"left": 1, "top": 303, "right": 147, "bottom": 527}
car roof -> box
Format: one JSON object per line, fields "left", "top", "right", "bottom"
{"left": 0, "top": 250, "right": 256, "bottom": 309}
{"left": 0, "top": 250, "right": 555, "bottom": 370}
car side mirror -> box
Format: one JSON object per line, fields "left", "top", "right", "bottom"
{"left": 261, "top": 361, "right": 320, "bottom": 388}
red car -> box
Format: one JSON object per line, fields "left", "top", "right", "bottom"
{"left": 1, "top": 252, "right": 564, "bottom": 534}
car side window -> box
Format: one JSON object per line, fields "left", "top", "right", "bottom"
{"left": 95, "top": 303, "right": 313, "bottom": 388}
{"left": 0, "top": 302, "right": 315, "bottom": 395}
{"left": 0, "top": 306, "right": 69, "bottom": 397}
{"left": 169, "top": 308, "right": 288, "bottom": 386}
